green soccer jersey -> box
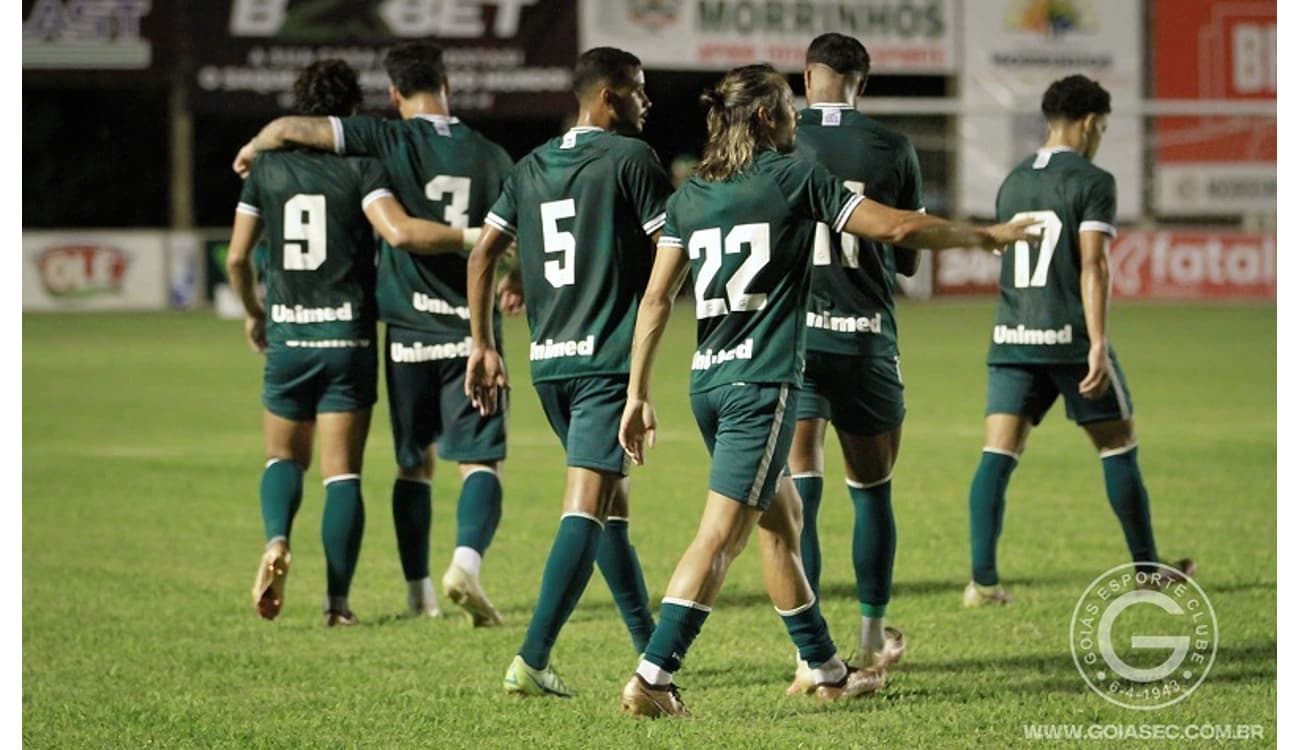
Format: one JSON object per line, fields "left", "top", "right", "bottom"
{"left": 987, "top": 147, "right": 1118, "bottom": 365}
{"left": 237, "top": 150, "right": 386, "bottom": 346}
{"left": 794, "top": 105, "right": 924, "bottom": 358}
{"left": 662, "top": 149, "right": 865, "bottom": 394}
{"left": 333, "top": 114, "right": 514, "bottom": 342}
{"left": 485, "top": 127, "right": 672, "bottom": 383}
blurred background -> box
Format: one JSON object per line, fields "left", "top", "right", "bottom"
{"left": 21, "top": 0, "right": 1275, "bottom": 311}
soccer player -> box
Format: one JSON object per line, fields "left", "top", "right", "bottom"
{"left": 964, "top": 74, "right": 1194, "bottom": 607}
{"left": 235, "top": 43, "right": 515, "bottom": 624}
{"left": 615, "top": 64, "right": 1035, "bottom": 718}
{"left": 785, "top": 33, "right": 917, "bottom": 690}
{"left": 464, "top": 47, "right": 670, "bottom": 698}
{"left": 230, "top": 59, "right": 471, "bottom": 626}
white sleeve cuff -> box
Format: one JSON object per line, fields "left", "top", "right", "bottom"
{"left": 361, "top": 188, "right": 393, "bottom": 210}
{"left": 1080, "top": 220, "right": 1117, "bottom": 238}
{"left": 236, "top": 202, "right": 261, "bottom": 218}
{"left": 832, "top": 195, "right": 865, "bottom": 233}
{"left": 659, "top": 236, "right": 683, "bottom": 248}
{"left": 485, "top": 212, "right": 516, "bottom": 238}
{"left": 642, "top": 212, "right": 667, "bottom": 235}
{"left": 329, "top": 116, "right": 345, "bottom": 154}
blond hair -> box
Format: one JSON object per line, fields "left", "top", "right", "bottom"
{"left": 695, "top": 64, "right": 792, "bottom": 182}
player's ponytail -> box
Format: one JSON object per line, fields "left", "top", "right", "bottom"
{"left": 696, "top": 64, "right": 792, "bottom": 182}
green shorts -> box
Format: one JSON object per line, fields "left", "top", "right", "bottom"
{"left": 534, "top": 375, "right": 630, "bottom": 476}
{"left": 985, "top": 353, "right": 1134, "bottom": 426}
{"left": 691, "top": 383, "right": 797, "bottom": 510}
{"left": 385, "top": 327, "right": 507, "bottom": 470}
{"left": 797, "top": 351, "right": 906, "bottom": 436}
{"left": 262, "top": 343, "right": 377, "bottom": 421}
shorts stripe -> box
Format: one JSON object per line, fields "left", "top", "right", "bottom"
{"left": 746, "top": 385, "right": 789, "bottom": 506}
{"left": 662, "top": 597, "right": 711, "bottom": 613}
{"left": 1106, "top": 357, "right": 1131, "bottom": 419}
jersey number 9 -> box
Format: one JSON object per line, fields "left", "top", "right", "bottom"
{"left": 283, "top": 194, "right": 326, "bottom": 271}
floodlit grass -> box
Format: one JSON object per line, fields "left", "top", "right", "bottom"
{"left": 23, "top": 301, "right": 1275, "bottom": 748}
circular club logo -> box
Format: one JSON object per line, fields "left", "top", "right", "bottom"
{"left": 1070, "top": 563, "right": 1217, "bottom": 710}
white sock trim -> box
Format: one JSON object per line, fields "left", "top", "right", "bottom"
{"left": 265, "top": 535, "right": 287, "bottom": 548}
{"left": 561, "top": 511, "right": 604, "bottom": 529}
{"left": 605, "top": 516, "right": 629, "bottom": 523}
{"left": 265, "top": 457, "right": 298, "bottom": 469}
{"left": 395, "top": 476, "right": 431, "bottom": 486}
{"left": 774, "top": 596, "right": 816, "bottom": 617}
{"left": 636, "top": 660, "right": 674, "bottom": 687}
{"left": 791, "top": 472, "right": 823, "bottom": 480}
{"left": 982, "top": 447, "right": 1021, "bottom": 461}
{"left": 662, "top": 596, "right": 711, "bottom": 613}
{"left": 323, "top": 473, "right": 361, "bottom": 486}
{"left": 846, "top": 474, "right": 892, "bottom": 489}
{"left": 462, "top": 466, "right": 499, "bottom": 478}
{"left": 1099, "top": 442, "right": 1139, "bottom": 459}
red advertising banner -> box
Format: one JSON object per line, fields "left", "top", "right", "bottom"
{"left": 1152, "top": 0, "right": 1276, "bottom": 214}
{"left": 934, "top": 231, "right": 1276, "bottom": 301}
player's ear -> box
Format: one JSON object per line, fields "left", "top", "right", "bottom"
{"left": 856, "top": 73, "right": 868, "bottom": 97}
{"left": 388, "top": 84, "right": 400, "bottom": 109}
{"left": 440, "top": 73, "right": 452, "bottom": 102}
{"left": 802, "top": 67, "right": 813, "bottom": 95}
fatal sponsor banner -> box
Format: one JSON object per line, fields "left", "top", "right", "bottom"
{"left": 958, "top": 0, "right": 1143, "bottom": 220}
{"left": 23, "top": 231, "right": 170, "bottom": 311}
{"left": 22, "top": 0, "right": 172, "bottom": 77}
{"left": 580, "top": 0, "right": 957, "bottom": 74}
{"left": 190, "top": 0, "right": 577, "bottom": 117}
{"left": 1152, "top": 0, "right": 1275, "bottom": 215}
{"left": 933, "top": 231, "right": 1275, "bottom": 301}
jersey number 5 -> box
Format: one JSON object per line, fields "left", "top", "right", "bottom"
{"left": 1009, "top": 210, "right": 1063, "bottom": 288}
{"left": 540, "top": 199, "right": 576, "bottom": 287}
{"left": 283, "top": 194, "right": 326, "bottom": 271}
{"left": 687, "top": 223, "right": 770, "bottom": 319}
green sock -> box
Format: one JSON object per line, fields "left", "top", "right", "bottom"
{"left": 391, "top": 479, "right": 431, "bottom": 582}
{"left": 793, "top": 474, "right": 824, "bottom": 596}
{"left": 778, "top": 599, "right": 836, "bottom": 668}
{"left": 849, "top": 479, "right": 895, "bottom": 616}
{"left": 644, "top": 601, "right": 711, "bottom": 673}
{"left": 969, "top": 451, "right": 1018, "bottom": 586}
{"left": 518, "top": 514, "right": 602, "bottom": 670}
{"left": 456, "top": 470, "right": 502, "bottom": 554}
{"left": 1101, "top": 446, "right": 1159, "bottom": 567}
{"left": 596, "top": 518, "right": 655, "bottom": 654}
{"left": 321, "top": 476, "right": 365, "bottom": 598}
{"left": 260, "top": 459, "right": 304, "bottom": 541}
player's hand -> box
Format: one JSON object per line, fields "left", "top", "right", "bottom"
{"left": 233, "top": 141, "right": 257, "bottom": 179}
{"left": 619, "top": 397, "right": 657, "bottom": 466}
{"left": 465, "top": 345, "right": 509, "bottom": 416}
{"left": 496, "top": 266, "right": 525, "bottom": 317}
{"left": 982, "top": 217, "right": 1041, "bottom": 251}
{"left": 1079, "top": 344, "right": 1112, "bottom": 400}
{"left": 244, "top": 314, "right": 267, "bottom": 354}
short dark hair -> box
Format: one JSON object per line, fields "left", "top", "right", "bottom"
{"left": 292, "top": 59, "right": 362, "bottom": 117}
{"left": 384, "top": 42, "right": 446, "bottom": 97}
{"left": 1041, "top": 74, "right": 1111, "bottom": 121}
{"left": 806, "top": 32, "right": 870, "bottom": 77}
{"left": 573, "top": 47, "right": 641, "bottom": 98}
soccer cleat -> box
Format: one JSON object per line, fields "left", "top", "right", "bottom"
{"left": 849, "top": 626, "right": 908, "bottom": 670}
{"left": 442, "top": 563, "right": 503, "bottom": 627}
{"left": 786, "top": 657, "right": 816, "bottom": 696}
{"left": 963, "top": 580, "right": 1011, "bottom": 608}
{"left": 621, "top": 674, "right": 690, "bottom": 719}
{"left": 502, "top": 655, "right": 574, "bottom": 698}
{"left": 251, "top": 541, "right": 291, "bottom": 620}
{"left": 323, "top": 609, "right": 359, "bottom": 627}
{"left": 1136, "top": 558, "right": 1197, "bottom": 590}
{"left": 814, "top": 666, "right": 887, "bottom": 703}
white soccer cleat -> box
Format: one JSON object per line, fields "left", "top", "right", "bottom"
{"left": 963, "top": 580, "right": 1011, "bottom": 608}
{"left": 442, "top": 563, "right": 503, "bottom": 627}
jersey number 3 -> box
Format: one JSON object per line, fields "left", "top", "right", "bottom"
{"left": 1009, "top": 210, "right": 1063, "bottom": 288}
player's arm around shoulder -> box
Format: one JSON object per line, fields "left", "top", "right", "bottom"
{"left": 233, "top": 116, "right": 341, "bottom": 178}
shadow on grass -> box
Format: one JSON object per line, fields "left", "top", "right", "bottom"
{"left": 710, "top": 571, "right": 1097, "bottom": 609}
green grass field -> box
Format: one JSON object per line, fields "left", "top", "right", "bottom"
{"left": 23, "top": 301, "right": 1276, "bottom": 748}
